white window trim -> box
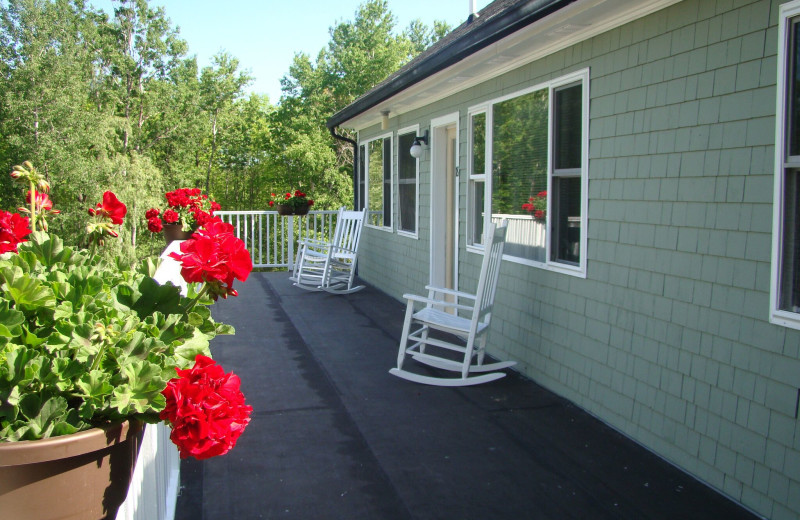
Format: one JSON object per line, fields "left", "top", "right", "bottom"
{"left": 428, "top": 112, "right": 461, "bottom": 290}
{"left": 771, "top": 1, "right": 800, "bottom": 330}
{"left": 397, "top": 125, "right": 420, "bottom": 239}
{"left": 466, "top": 68, "right": 589, "bottom": 278}
{"left": 467, "top": 107, "right": 489, "bottom": 252}
{"left": 362, "top": 132, "right": 394, "bottom": 232}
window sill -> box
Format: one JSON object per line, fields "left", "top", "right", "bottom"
{"left": 365, "top": 224, "right": 393, "bottom": 233}
{"left": 466, "top": 245, "right": 586, "bottom": 278}
{"left": 770, "top": 309, "right": 800, "bottom": 332}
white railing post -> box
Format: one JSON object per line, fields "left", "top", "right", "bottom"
{"left": 288, "top": 215, "right": 295, "bottom": 270}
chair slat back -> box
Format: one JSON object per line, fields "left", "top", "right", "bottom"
{"left": 473, "top": 221, "right": 508, "bottom": 323}
{"left": 333, "top": 208, "right": 367, "bottom": 254}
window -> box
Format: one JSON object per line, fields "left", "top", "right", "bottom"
{"left": 468, "top": 112, "right": 487, "bottom": 246}
{"left": 357, "top": 144, "right": 366, "bottom": 211}
{"left": 469, "top": 70, "right": 588, "bottom": 275}
{"left": 360, "top": 134, "right": 392, "bottom": 228}
{"left": 551, "top": 83, "right": 583, "bottom": 265}
{"left": 772, "top": 2, "right": 800, "bottom": 329}
{"left": 492, "top": 88, "right": 549, "bottom": 262}
{"left": 397, "top": 130, "right": 418, "bottom": 235}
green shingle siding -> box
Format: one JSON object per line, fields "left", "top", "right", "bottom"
{"left": 354, "top": 1, "right": 800, "bottom": 518}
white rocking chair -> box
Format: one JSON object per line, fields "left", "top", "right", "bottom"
{"left": 290, "top": 207, "right": 367, "bottom": 294}
{"left": 389, "top": 221, "right": 515, "bottom": 386}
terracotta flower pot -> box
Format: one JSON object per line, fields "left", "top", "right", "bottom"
{"left": 0, "top": 420, "right": 144, "bottom": 520}
{"left": 163, "top": 223, "right": 194, "bottom": 243}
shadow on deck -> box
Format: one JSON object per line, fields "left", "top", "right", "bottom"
{"left": 175, "top": 272, "right": 759, "bottom": 520}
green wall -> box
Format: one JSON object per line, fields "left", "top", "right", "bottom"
{"left": 355, "top": 1, "right": 800, "bottom": 518}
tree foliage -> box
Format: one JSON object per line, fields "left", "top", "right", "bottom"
{"left": 0, "top": 0, "right": 449, "bottom": 253}
{"left": 270, "top": 0, "right": 450, "bottom": 210}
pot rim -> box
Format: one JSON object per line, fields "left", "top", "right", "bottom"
{"left": 0, "top": 420, "right": 142, "bottom": 466}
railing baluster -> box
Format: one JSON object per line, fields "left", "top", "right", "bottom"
{"left": 215, "top": 210, "right": 337, "bottom": 269}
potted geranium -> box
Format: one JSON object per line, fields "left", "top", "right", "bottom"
{"left": 269, "top": 190, "right": 314, "bottom": 215}
{"left": 522, "top": 190, "right": 547, "bottom": 220}
{"left": 145, "top": 187, "right": 221, "bottom": 242}
{"left": 0, "top": 162, "right": 252, "bottom": 519}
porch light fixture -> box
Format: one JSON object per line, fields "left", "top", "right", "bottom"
{"left": 409, "top": 130, "right": 428, "bottom": 159}
{"left": 381, "top": 110, "right": 390, "bottom": 130}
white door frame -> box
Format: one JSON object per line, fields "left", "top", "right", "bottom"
{"left": 429, "top": 112, "right": 460, "bottom": 291}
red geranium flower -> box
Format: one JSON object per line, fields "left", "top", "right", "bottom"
{"left": 0, "top": 210, "right": 32, "bottom": 254}
{"left": 145, "top": 208, "right": 160, "bottom": 219}
{"left": 25, "top": 191, "right": 58, "bottom": 213}
{"left": 160, "top": 354, "right": 252, "bottom": 460}
{"left": 86, "top": 191, "right": 126, "bottom": 239}
{"left": 147, "top": 217, "right": 163, "bottom": 233}
{"left": 17, "top": 191, "right": 60, "bottom": 231}
{"left": 163, "top": 209, "right": 179, "bottom": 224}
{"left": 168, "top": 217, "right": 252, "bottom": 299}
{"left": 88, "top": 191, "right": 127, "bottom": 225}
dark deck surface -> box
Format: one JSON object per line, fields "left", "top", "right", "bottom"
{"left": 175, "top": 272, "right": 760, "bottom": 520}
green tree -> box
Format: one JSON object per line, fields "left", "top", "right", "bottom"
{"left": 0, "top": 0, "right": 114, "bottom": 238}
{"left": 199, "top": 51, "right": 251, "bottom": 193}
{"left": 271, "top": 0, "right": 451, "bottom": 210}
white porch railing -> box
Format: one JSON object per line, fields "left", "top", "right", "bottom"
{"left": 492, "top": 213, "right": 546, "bottom": 261}
{"left": 116, "top": 423, "right": 180, "bottom": 520}
{"left": 217, "top": 210, "right": 340, "bottom": 269}
{"left": 492, "top": 213, "right": 546, "bottom": 247}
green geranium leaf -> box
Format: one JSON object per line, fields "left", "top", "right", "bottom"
{"left": 3, "top": 346, "right": 37, "bottom": 384}
{"left": 23, "top": 395, "right": 71, "bottom": 440}
{"left": 76, "top": 370, "right": 113, "bottom": 407}
{"left": 23, "top": 328, "right": 47, "bottom": 348}
{"left": 0, "top": 304, "right": 24, "bottom": 338}
{"left": 114, "top": 283, "right": 138, "bottom": 311}
{"left": 111, "top": 360, "right": 167, "bottom": 415}
{"left": 52, "top": 358, "right": 86, "bottom": 389}
{"left": 19, "top": 392, "right": 42, "bottom": 420}
{"left": 137, "top": 257, "right": 161, "bottom": 278}
{"left": 216, "top": 323, "right": 235, "bottom": 336}
{"left": 131, "top": 276, "right": 183, "bottom": 318}
{"left": 5, "top": 385, "right": 21, "bottom": 406}
{"left": 173, "top": 328, "right": 211, "bottom": 365}
{"left": 24, "top": 232, "right": 69, "bottom": 267}
{"left": 0, "top": 265, "right": 23, "bottom": 288}
{"left": 6, "top": 275, "right": 56, "bottom": 312}
{"left": 50, "top": 416, "right": 82, "bottom": 437}
{"left": 54, "top": 301, "right": 74, "bottom": 320}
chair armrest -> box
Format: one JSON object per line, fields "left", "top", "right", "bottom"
{"left": 329, "top": 244, "right": 357, "bottom": 256}
{"left": 402, "top": 293, "right": 476, "bottom": 312}
{"left": 423, "top": 285, "right": 477, "bottom": 300}
{"left": 299, "top": 237, "right": 330, "bottom": 248}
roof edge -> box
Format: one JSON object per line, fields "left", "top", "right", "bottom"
{"left": 326, "top": 0, "right": 578, "bottom": 130}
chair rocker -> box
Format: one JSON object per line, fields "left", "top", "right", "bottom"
{"left": 389, "top": 221, "right": 515, "bottom": 386}
{"left": 290, "top": 207, "right": 367, "bottom": 294}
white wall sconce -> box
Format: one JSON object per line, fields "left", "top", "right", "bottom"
{"left": 409, "top": 130, "right": 428, "bottom": 158}
{"left": 381, "top": 110, "right": 390, "bottom": 130}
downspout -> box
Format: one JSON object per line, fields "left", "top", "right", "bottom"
{"left": 329, "top": 126, "right": 359, "bottom": 211}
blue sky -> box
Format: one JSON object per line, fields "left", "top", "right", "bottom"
{"left": 90, "top": 0, "right": 492, "bottom": 103}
